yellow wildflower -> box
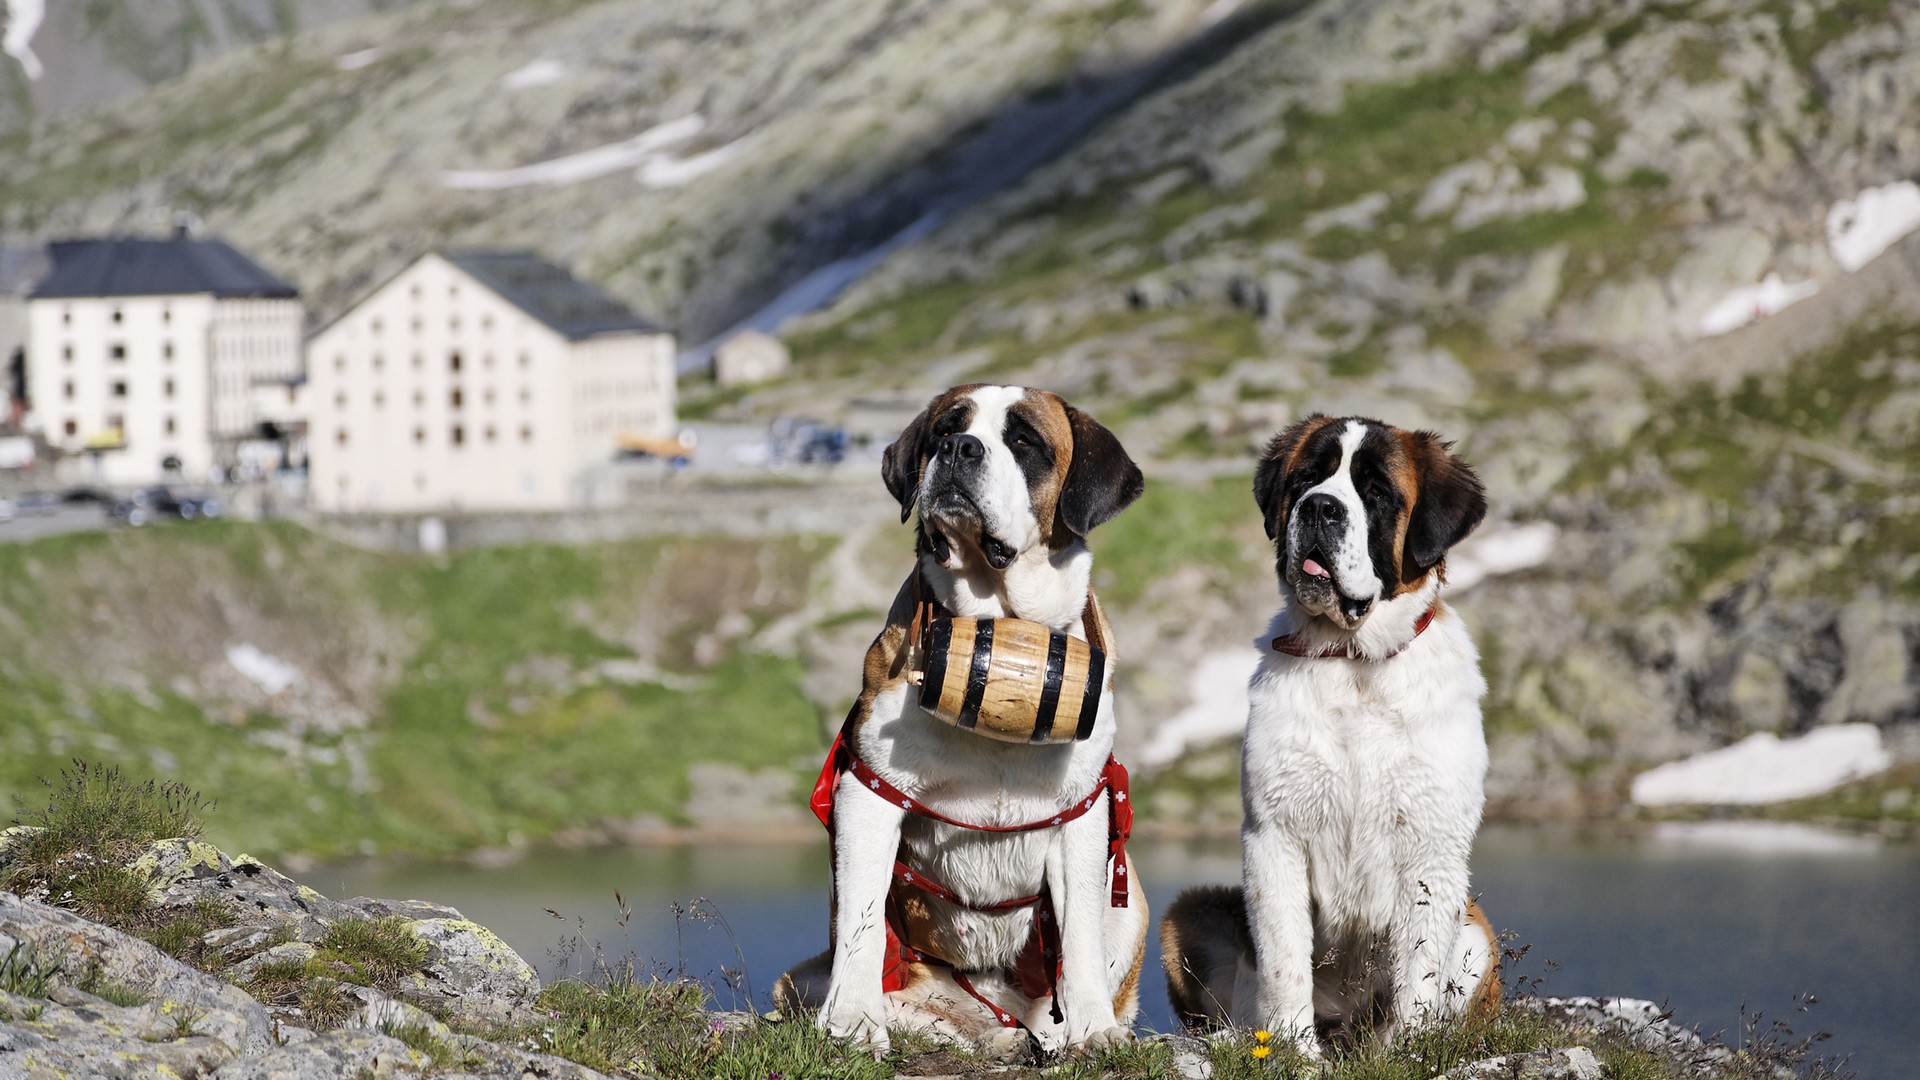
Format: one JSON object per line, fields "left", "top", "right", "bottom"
{"left": 1251, "top": 1044, "right": 1273, "bottom": 1059}
{"left": 1254, "top": 1030, "right": 1273, "bottom": 1044}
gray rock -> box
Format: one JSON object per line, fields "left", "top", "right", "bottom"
{"left": 0, "top": 987, "right": 244, "bottom": 1078}
{"left": 0, "top": 891, "right": 275, "bottom": 1055}
{"left": 131, "top": 838, "right": 362, "bottom": 926}
{"left": 399, "top": 917, "right": 541, "bottom": 1028}
{"left": 1439, "top": 1046, "right": 1601, "bottom": 1080}
{"left": 207, "top": 1029, "right": 422, "bottom": 1079}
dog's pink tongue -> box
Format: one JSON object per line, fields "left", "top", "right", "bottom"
{"left": 1302, "top": 558, "right": 1331, "bottom": 579}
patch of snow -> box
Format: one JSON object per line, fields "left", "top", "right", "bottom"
{"left": 1137, "top": 647, "right": 1262, "bottom": 769}
{"left": 635, "top": 138, "right": 746, "bottom": 188}
{"left": 1630, "top": 722, "right": 1892, "bottom": 807}
{"left": 1697, "top": 272, "right": 1819, "bottom": 336}
{"left": 335, "top": 47, "right": 384, "bottom": 72}
{"left": 1446, "top": 521, "right": 1558, "bottom": 592}
{"left": 1648, "top": 820, "right": 1880, "bottom": 857}
{"left": 441, "top": 114, "right": 706, "bottom": 190}
{"left": 501, "top": 58, "right": 565, "bottom": 90}
{"left": 226, "top": 643, "right": 302, "bottom": 696}
{"left": 3, "top": 0, "right": 45, "bottom": 80}
{"left": 1827, "top": 180, "right": 1920, "bottom": 272}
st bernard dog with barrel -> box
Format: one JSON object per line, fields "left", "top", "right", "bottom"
{"left": 776, "top": 385, "right": 1148, "bottom": 1060}
{"left": 1161, "top": 414, "right": 1500, "bottom": 1055}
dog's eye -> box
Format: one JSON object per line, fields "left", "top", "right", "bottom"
{"left": 1012, "top": 435, "right": 1032, "bottom": 448}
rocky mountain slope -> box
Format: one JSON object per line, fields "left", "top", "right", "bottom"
{"left": 0, "top": 0, "right": 413, "bottom": 133}
{"left": 716, "top": 0, "right": 1920, "bottom": 823}
{"left": 0, "top": 0, "right": 1260, "bottom": 341}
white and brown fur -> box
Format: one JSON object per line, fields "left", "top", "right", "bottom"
{"left": 1160, "top": 415, "right": 1500, "bottom": 1055}
{"left": 775, "top": 385, "right": 1148, "bottom": 1059}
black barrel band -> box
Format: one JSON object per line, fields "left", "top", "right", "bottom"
{"left": 1074, "top": 644, "right": 1106, "bottom": 741}
{"left": 920, "top": 619, "right": 953, "bottom": 712}
{"left": 955, "top": 619, "right": 994, "bottom": 729}
{"left": 1030, "top": 630, "right": 1069, "bottom": 743}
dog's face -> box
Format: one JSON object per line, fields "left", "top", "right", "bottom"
{"left": 1253, "top": 415, "right": 1486, "bottom": 630}
{"left": 883, "top": 385, "right": 1143, "bottom": 570}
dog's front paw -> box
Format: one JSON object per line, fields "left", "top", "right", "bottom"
{"left": 978, "top": 1026, "right": 1036, "bottom": 1064}
{"left": 1066, "top": 1025, "right": 1134, "bottom": 1059}
{"left": 818, "top": 1001, "right": 889, "bottom": 1056}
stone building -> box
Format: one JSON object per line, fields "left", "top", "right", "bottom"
{"left": 307, "top": 251, "right": 676, "bottom": 512}
{"left": 25, "top": 233, "right": 302, "bottom": 484}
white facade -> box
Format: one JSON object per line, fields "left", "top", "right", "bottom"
{"left": 307, "top": 253, "right": 677, "bottom": 512}
{"left": 26, "top": 293, "right": 302, "bottom": 484}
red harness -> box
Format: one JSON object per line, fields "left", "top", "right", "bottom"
{"left": 1270, "top": 601, "right": 1439, "bottom": 660}
{"left": 810, "top": 714, "right": 1133, "bottom": 1029}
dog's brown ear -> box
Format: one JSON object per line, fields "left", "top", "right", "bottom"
{"left": 1253, "top": 414, "right": 1327, "bottom": 540}
{"left": 1403, "top": 430, "right": 1487, "bottom": 573}
{"left": 1059, "top": 405, "right": 1143, "bottom": 537}
{"left": 882, "top": 400, "right": 938, "bottom": 524}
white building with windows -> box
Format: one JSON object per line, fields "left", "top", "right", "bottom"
{"left": 25, "top": 234, "right": 303, "bottom": 485}
{"left": 306, "top": 251, "right": 676, "bottom": 512}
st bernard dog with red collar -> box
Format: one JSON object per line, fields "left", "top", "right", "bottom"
{"left": 1161, "top": 414, "right": 1500, "bottom": 1055}
{"left": 776, "top": 385, "right": 1148, "bottom": 1060}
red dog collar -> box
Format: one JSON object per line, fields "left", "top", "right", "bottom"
{"left": 1271, "top": 602, "right": 1439, "bottom": 660}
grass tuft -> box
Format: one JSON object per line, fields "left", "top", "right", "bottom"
{"left": 240, "top": 955, "right": 358, "bottom": 1030}
{"left": 318, "top": 916, "right": 430, "bottom": 988}
{"left": 3, "top": 761, "right": 213, "bottom": 934}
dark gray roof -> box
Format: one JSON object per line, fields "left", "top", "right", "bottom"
{"left": 0, "top": 246, "right": 51, "bottom": 297}
{"left": 443, "top": 251, "right": 660, "bottom": 341}
{"left": 29, "top": 235, "right": 298, "bottom": 300}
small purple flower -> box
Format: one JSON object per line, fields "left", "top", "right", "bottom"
{"left": 709, "top": 1019, "right": 725, "bottom": 1035}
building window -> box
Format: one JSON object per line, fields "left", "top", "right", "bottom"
{"left": 63, "top": 419, "right": 76, "bottom": 436}
{"left": 518, "top": 388, "right": 530, "bottom": 405}
{"left": 372, "top": 318, "right": 384, "bottom": 336}
{"left": 450, "top": 388, "right": 463, "bottom": 409}
{"left": 337, "top": 429, "right": 349, "bottom": 446}
{"left": 374, "top": 354, "right": 385, "bottom": 371}
{"left": 481, "top": 315, "right": 493, "bottom": 333}
{"left": 165, "top": 416, "right": 176, "bottom": 435}
{"left": 485, "top": 425, "right": 497, "bottom": 443}
{"left": 413, "top": 426, "right": 426, "bottom": 445}
{"left": 411, "top": 353, "right": 423, "bottom": 370}
{"left": 411, "top": 317, "right": 422, "bottom": 333}
{"left": 162, "top": 306, "right": 171, "bottom": 325}
{"left": 335, "top": 354, "right": 346, "bottom": 371}
{"left": 451, "top": 424, "right": 465, "bottom": 447}
{"left": 107, "top": 413, "right": 123, "bottom": 432}
{"left": 413, "top": 390, "right": 424, "bottom": 408}
{"left": 111, "top": 380, "right": 127, "bottom": 398}
{"left": 164, "top": 378, "right": 175, "bottom": 398}
{"left": 484, "top": 388, "right": 495, "bottom": 405}
{"left": 335, "top": 392, "right": 347, "bottom": 408}
{"left": 518, "top": 352, "right": 530, "bottom": 369}
{"left": 449, "top": 315, "right": 460, "bottom": 331}
{"left": 449, "top": 351, "right": 462, "bottom": 373}
{"left": 374, "top": 391, "right": 386, "bottom": 409}
{"left": 111, "top": 308, "right": 123, "bottom": 324}
{"left": 520, "top": 424, "right": 532, "bottom": 443}
{"left": 410, "top": 284, "right": 421, "bottom": 300}
{"left": 62, "top": 308, "right": 71, "bottom": 326}
{"left": 163, "top": 342, "right": 174, "bottom": 360}
{"left": 110, "top": 344, "right": 126, "bottom": 361}
{"left": 62, "top": 380, "right": 72, "bottom": 400}
{"left": 62, "top": 345, "right": 72, "bottom": 362}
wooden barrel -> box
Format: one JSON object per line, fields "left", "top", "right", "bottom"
{"left": 916, "top": 617, "right": 1105, "bottom": 744}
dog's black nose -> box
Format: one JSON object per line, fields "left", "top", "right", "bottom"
{"left": 1297, "top": 493, "right": 1345, "bottom": 528}
{"left": 939, "top": 433, "right": 985, "bottom": 461}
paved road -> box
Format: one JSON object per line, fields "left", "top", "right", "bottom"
{"left": 0, "top": 503, "right": 112, "bottom": 544}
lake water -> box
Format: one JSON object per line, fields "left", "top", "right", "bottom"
{"left": 315, "top": 823, "right": 1918, "bottom": 1079}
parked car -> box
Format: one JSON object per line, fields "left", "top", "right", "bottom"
{"left": 106, "top": 487, "right": 223, "bottom": 527}
{"left": 768, "top": 417, "right": 848, "bottom": 466}
{"left": 0, "top": 498, "right": 13, "bottom": 524}
{"left": 14, "top": 492, "right": 61, "bottom": 516}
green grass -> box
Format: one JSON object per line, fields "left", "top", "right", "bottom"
{"left": 0, "top": 523, "right": 832, "bottom": 860}
{"left": 239, "top": 955, "right": 358, "bottom": 1030}
{"left": 319, "top": 917, "right": 430, "bottom": 988}
{"left": 0, "top": 942, "right": 60, "bottom": 999}
{"left": 1, "top": 762, "right": 214, "bottom": 932}
{"left": 1094, "top": 475, "right": 1270, "bottom": 608}
{"left": 380, "top": 1019, "right": 476, "bottom": 1071}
